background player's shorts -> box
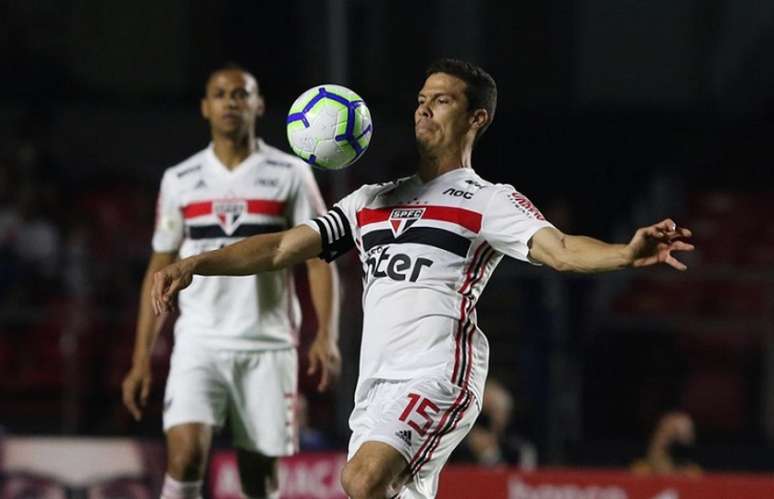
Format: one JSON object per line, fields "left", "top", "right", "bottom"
{"left": 163, "top": 340, "right": 297, "bottom": 456}
{"left": 348, "top": 376, "right": 480, "bottom": 499}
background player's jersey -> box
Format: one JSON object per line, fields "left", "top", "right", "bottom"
{"left": 153, "top": 140, "right": 326, "bottom": 350}
{"left": 305, "top": 168, "right": 553, "bottom": 406}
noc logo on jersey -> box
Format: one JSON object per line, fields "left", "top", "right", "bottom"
{"left": 388, "top": 208, "right": 425, "bottom": 237}
{"left": 214, "top": 199, "right": 247, "bottom": 236}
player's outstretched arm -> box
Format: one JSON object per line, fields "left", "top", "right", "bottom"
{"left": 151, "top": 224, "right": 322, "bottom": 314}
{"left": 529, "top": 218, "right": 694, "bottom": 273}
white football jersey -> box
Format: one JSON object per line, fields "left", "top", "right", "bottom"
{"left": 153, "top": 140, "right": 326, "bottom": 350}
{"left": 305, "top": 167, "right": 554, "bottom": 406}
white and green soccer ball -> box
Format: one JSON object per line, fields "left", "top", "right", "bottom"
{"left": 286, "top": 84, "right": 373, "bottom": 170}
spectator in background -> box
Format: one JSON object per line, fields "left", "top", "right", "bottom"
{"left": 631, "top": 411, "right": 701, "bottom": 476}
{"left": 11, "top": 183, "right": 60, "bottom": 279}
{"left": 459, "top": 378, "right": 536, "bottom": 469}
{"left": 0, "top": 175, "right": 60, "bottom": 314}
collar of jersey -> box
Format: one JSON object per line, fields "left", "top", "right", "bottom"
{"left": 204, "top": 138, "right": 267, "bottom": 177}
{"left": 415, "top": 166, "right": 475, "bottom": 186}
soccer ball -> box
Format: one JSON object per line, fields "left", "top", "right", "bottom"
{"left": 286, "top": 84, "right": 373, "bottom": 170}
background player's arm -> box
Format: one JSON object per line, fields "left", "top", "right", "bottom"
{"left": 305, "top": 259, "right": 342, "bottom": 391}
{"left": 529, "top": 218, "right": 693, "bottom": 273}
{"left": 122, "top": 251, "right": 176, "bottom": 421}
{"left": 152, "top": 224, "right": 322, "bottom": 314}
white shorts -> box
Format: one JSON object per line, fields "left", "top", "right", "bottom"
{"left": 348, "top": 377, "right": 480, "bottom": 499}
{"left": 163, "top": 341, "right": 297, "bottom": 456}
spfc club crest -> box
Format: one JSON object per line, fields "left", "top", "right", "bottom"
{"left": 214, "top": 199, "right": 247, "bottom": 236}
{"left": 388, "top": 207, "right": 425, "bottom": 237}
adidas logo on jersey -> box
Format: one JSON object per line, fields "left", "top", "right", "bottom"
{"left": 395, "top": 429, "right": 412, "bottom": 446}
{"left": 255, "top": 177, "right": 278, "bottom": 187}
{"left": 388, "top": 208, "right": 425, "bottom": 237}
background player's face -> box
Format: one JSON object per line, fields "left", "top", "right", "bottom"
{"left": 415, "top": 73, "right": 474, "bottom": 153}
{"left": 201, "top": 70, "right": 264, "bottom": 138}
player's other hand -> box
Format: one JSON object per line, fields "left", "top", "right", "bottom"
{"left": 122, "top": 363, "right": 152, "bottom": 421}
{"left": 627, "top": 218, "right": 694, "bottom": 271}
{"left": 151, "top": 260, "right": 194, "bottom": 315}
{"left": 307, "top": 333, "right": 342, "bottom": 392}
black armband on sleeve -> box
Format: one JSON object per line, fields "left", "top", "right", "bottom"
{"left": 311, "top": 206, "right": 355, "bottom": 262}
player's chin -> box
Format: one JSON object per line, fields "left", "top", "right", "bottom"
{"left": 217, "top": 122, "right": 248, "bottom": 137}
{"left": 415, "top": 129, "right": 435, "bottom": 147}
{"left": 415, "top": 136, "right": 432, "bottom": 153}
{"left": 415, "top": 122, "right": 435, "bottom": 135}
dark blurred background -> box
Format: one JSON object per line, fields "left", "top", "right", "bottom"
{"left": 1, "top": 0, "right": 773, "bottom": 472}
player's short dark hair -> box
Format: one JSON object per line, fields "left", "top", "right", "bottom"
{"left": 425, "top": 58, "right": 497, "bottom": 141}
{"left": 205, "top": 62, "right": 260, "bottom": 95}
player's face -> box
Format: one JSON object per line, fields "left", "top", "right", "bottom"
{"left": 415, "top": 73, "right": 472, "bottom": 152}
{"left": 201, "top": 70, "right": 264, "bottom": 137}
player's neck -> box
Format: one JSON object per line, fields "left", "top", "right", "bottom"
{"left": 417, "top": 145, "right": 472, "bottom": 183}
{"left": 212, "top": 134, "right": 256, "bottom": 170}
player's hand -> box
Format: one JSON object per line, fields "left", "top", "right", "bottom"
{"left": 122, "top": 363, "right": 152, "bottom": 421}
{"left": 627, "top": 218, "right": 694, "bottom": 270}
{"left": 307, "top": 333, "right": 341, "bottom": 392}
{"left": 151, "top": 259, "right": 194, "bottom": 315}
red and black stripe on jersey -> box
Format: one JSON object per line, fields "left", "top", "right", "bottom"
{"left": 187, "top": 224, "right": 286, "bottom": 239}
{"left": 183, "top": 199, "right": 285, "bottom": 218}
{"left": 361, "top": 227, "right": 471, "bottom": 258}
{"left": 313, "top": 204, "right": 484, "bottom": 260}
{"left": 408, "top": 240, "right": 493, "bottom": 477}
{"left": 453, "top": 242, "right": 496, "bottom": 388}
{"left": 409, "top": 388, "right": 473, "bottom": 477}
{"left": 356, "top": 205, "right": 482, "bottom": 257}
{"left": 182, "top": 198, "right": 287, "bottom": 240}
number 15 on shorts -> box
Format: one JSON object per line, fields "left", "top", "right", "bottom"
{"left": 399, "top": 393, "right": 439, "bottom": 437}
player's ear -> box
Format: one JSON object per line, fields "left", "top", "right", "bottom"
{"left": 255, "top": 94, "right": 266, "bottom": 118}
{"left": 469, "top": 108, "right": 488, "bottom": 132}
{"left": 201, "top": 98, "right": 210, "bottom": 120}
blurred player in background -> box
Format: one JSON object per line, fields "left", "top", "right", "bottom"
{"left": 122, "top": 65, "right": 340, "bottom": 499}
{"left": 149, "top": 59, "right": 694, "bottom": 499}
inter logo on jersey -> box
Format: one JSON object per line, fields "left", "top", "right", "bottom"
{"left": 388, "top": 208, "right": 425, "bottom": 237}
{"left": 214, "top": 200, "right": 247, "bottom": 236}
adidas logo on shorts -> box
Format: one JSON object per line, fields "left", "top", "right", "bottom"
{"left": 395, "top": 429, "right": 412, "bottom": 446}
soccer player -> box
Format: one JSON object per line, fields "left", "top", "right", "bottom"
{"left": 149, "top": 59, "right": 694, "bottom": 499}
{"left": 121, "top": 65, "right": 341, "bottom": 499}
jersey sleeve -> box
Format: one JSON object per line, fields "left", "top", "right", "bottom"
{"left": 480, "top": 185, "right": 554, "bottom": 263}
{"left": 302, "top": 188, "right": 360, "bottom": 262}
{"left": 287, "top": 163, "right": 328, "bottom": 225}
{"left": 151, "top": 171, "right": 184, "bottom": 253}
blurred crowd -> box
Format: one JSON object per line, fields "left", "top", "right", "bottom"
{"left": 0, "top": 136, "right": 159, "bottom": 435}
